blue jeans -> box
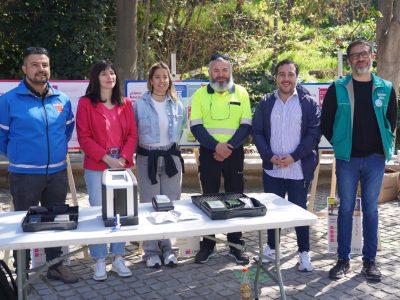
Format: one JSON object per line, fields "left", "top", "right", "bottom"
{"left": 84, "top": 169, "right": 125, "bottom": 259}
{"left": 263, "top": 172, "right": 310, "bottom": 253}
{"left": 336, "top": 154, "right": 385, "bottom": 261}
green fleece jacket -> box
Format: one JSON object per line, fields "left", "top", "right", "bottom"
{"left": 332, "top": 73, "right": 394, "bottom": 161}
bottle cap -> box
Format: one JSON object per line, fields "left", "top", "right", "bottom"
{"left": 242, "top": 267, "right": 248, "bottom": 272}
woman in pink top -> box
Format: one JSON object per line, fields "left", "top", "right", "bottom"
{"left": 76, "top": 60, "right": 137, "bottom": 281}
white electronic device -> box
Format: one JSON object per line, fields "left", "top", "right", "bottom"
{"left": 101, "top": 168, "right": 138, "bottom": 226}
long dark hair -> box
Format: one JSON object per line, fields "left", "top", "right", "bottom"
{"left": 147, "top": 62, "right": 177, "bottom": 101}
{"left": 85, "top": 60, "right": 123, "bottom": 106}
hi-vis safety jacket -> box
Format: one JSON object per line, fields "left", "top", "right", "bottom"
{"left": 0, "top": 81, "right": 75, "bottom": 174}
{"left": 190, "top": 84, "right": 252, "bottom": 144}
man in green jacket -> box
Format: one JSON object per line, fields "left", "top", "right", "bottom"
{"left": 321, "top": 39, "right": 397, "bottom": 282}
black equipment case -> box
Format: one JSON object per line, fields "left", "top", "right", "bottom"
{"left": 21, "top": 205, "right": 79, "bottom": 232}
{"left": 191, "top": 193, "right": 267, "bottom": 220}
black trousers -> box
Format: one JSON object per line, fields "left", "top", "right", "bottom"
{"left": 9, "top": 170, "right": 68, "bottom": 268}
{"left": 199, "top": 146, "right": 244, "bottom": 250}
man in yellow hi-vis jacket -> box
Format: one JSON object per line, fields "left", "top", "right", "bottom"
{"left": 190, "top": 53, "right": 252, "bottom": 265}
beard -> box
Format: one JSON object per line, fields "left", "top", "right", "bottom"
{"left": 28, "top": 72, "right": 49, "bottom": 84}
{"left": 353, "top": 66, "right": 371, "bottom": 75}
{"left": 279, "top": 84, "right": 295, "bottom": 96}
{"left": 352, "top": 62, "right": 371, "bottom": 76}
{"left": 210, "top": 74, "right": 234, "bottom": 92}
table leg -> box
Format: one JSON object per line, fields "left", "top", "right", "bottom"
{"left": 275, "top": 228, "right": 286, "bottom": 300}
{"left": 16, "top": 249, "right": 27, "bottom": 300}
{"left": 253, "top": 230, "right": 263, "bottom": 300}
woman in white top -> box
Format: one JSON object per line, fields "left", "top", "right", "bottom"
{"left": 134, "top": 62, "right": 184, "bottom": 268}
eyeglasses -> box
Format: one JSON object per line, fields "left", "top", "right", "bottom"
{"left": 24, "top": 47, "right": 49, "bottom": 57}
{"left": 349, "top": 50, "right": 370, "bottom": 60}
{"left": 210, "top": 53, "right": 230, "bottom": 62}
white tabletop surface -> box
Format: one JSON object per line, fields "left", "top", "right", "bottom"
{"left": 0, "top": 193, "right": 317, "bottom": 251}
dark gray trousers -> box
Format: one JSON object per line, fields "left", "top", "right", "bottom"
{"left": 9, "top": 169, "right": 68, "bottom": 268}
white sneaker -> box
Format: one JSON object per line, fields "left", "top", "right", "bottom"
{"left": 254, "top": 245, "right": 275, "bottom": 263}
{"left": 111, "top": 257, "right": 132, "bottom": 277}
{"left": 298, "top": 251, "right": 313, "bottom": 272}
{"left": 164, "top": 253, "right": 178, "bottom": 267}
{"left": 93, "top": 258, "right": 107, "bottom": 281}
{"left": 146, "top": 255, "right": 161, "bottom": 268}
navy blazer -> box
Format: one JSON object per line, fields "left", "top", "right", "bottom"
{"left": 251, "top": 84, "right": 321, "bottom": 181}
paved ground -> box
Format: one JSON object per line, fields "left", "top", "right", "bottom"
{"left": 1, "top": 177, "right": 400, "bottom": 299}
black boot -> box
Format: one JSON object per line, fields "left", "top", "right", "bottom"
{"left": 194, "top": 241, "right": 216, "bottom": 264}
{"left": 361, "top": 260, "right": 381, "bottom": 282}
{"left": 329, "top": 259, "right": 350, "bottom": 280}
{"left": 227, "top": 240, "right": 249, "bottom": 265}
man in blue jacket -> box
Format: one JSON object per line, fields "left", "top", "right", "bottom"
{"left": 322, "top": 39, "right": 397, "bottom": 282}
{"left": 252, "top": 59, "right": 320, "bottom": 271}
{"left": 0, "top": 47, "right": 78, "bottom": 283}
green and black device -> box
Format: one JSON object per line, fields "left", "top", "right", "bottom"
{"left": 191, "top": 192, "right": 267, "bottom": 220}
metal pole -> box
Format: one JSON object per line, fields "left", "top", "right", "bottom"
{"left": 337, "top": 51, "right": 343, "bottom": 78}
{"left": 16, "top": 249, "right": 27, "bottom": 300}
{"left": 254, "top": 230, "right": 263, "bottom": 299}
{"left": 275, "top": 228, "right": 286, "bottom": 300}
{"left": 171, "top": 53, "right": 177, "bottom": 80}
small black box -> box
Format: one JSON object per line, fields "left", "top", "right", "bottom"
{"left": 152, "top": 195, "right": 174, "bottom": 211}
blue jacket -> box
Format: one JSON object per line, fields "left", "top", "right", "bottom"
{"left": 0, "top": 81, "right": 75, "bottom": 174}
{"left": 134, "top": 91, "right": 184, "bottom": 145}
{"left": 252, "top": 84, "right": 321, "bottom": 181}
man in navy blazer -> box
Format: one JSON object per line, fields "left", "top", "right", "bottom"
{"left": 252, "top": 59, "right": 320, "bottom": 271}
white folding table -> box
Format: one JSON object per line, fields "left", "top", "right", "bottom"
{"left": 0, "top": 193, "right": 317, "bottom": 300}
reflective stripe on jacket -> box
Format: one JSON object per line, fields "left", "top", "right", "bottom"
{"left": 190, "top": 84, "right": 252, "bottom": 142}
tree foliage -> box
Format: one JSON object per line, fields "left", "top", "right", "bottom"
{"left": 0, "top": 0, "right": 115, "bottom": 79}
{"left": 0, "top": 0, "right": 385, "bottom": 99}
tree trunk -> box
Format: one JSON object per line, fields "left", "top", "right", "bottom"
{"left": 376, "top": 0, "right": 400, "bottom": 96}
{"left": 236, "top": 0, "right": 245, "bottom": 14}
{"left": 272, "top": 1, "right": 279, "bottom": 70}
{"left": 116, "top": 0, "right": 138, "bottom": 94}
{"left": 141, "top": 0, "right": 151, "bottom": 79}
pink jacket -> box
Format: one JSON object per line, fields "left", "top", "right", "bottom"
{"left": 76, "top": 96, "right": 137, "bottom": 171}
